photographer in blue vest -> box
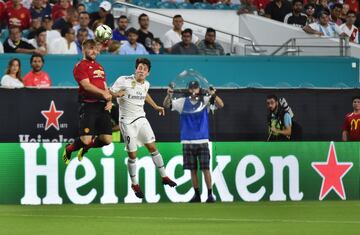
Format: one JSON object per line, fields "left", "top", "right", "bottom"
{"left": 163, "top": 81, "right": 224, "bottom": 203}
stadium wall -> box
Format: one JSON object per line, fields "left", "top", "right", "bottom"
{"left": 0, "top": 142, "right": 358, "bottom": 204}
{"left": 0, "top": 54, "right": 358, "bottom": 88}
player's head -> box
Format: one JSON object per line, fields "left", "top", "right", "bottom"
{"left": 352, "top": 96, "right": 360, "bottom": 111}
{"left": 266, "top": 94, "right": 279, "bottom": 112}
{"left": 82, "top": 39, "right": 98, "bottom": 61}
{"left": 188, "top": 80, "right": 200, "bottom": 96}
{"left": 30, "top": 54, "right": 44, "bottom": 72}
{"left": 135, "top": 57, "right": 151, "bottom": 81}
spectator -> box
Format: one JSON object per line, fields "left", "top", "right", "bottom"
{"left": 137, "top": 13, "right": 154, "bottom": 52}
{"left": 73, "top": 11, "right": 94, "bottom": 39}
{"left": 163, "top": 15, "right": 199, "bottom": 53}
{"left": 75, "top": 28, "right": 88, "bottom": 54}
{"left": 30, "top": 0, "right": 51, "bottom": 19}
{"left": 41, "top": 15, "right": 61, "bottom": 44}
{"left": 197, "top": 28, "right": 225, "bottom": 56}
{"left": 28, "top": 26, "right": 47, "bottom": 52}
{"left": 265, "top": 0, "right": 292, "bottom": 22}
{"left": 119, "top": 27, "right": 148, "bottom": 55}
{"left": 171, "top": 28, "right": 199, "bottom": 55}
{"left": 315, "top": 0, "right": 329, "bottom": 18}
{"left": 330, "top": 3, "right": 344, "bottom": 25}
{"left": 1, "top": 58, "right": 23, "bottom": 88}
{"left": 27, "top": 16, "right": 42, "bottom": 39}
{"left": 23, "top": 54, "right": 51, "bottom": 88}
{"left": 303, "top": 11, "right": 343, "bottom": 36}
{"left": 150, "top": 38, "right": 164, "bottom": 55}
{"left": 77, "top": 3, "right": 86, "bottom": 13}
{"left": 284, "top": 0, "right": 307, "bottom": 28}
{"left": 237, "top": 0, "right": 259, "bottom": 15}
{"left": 52, "top": 0, "right": 70, "bottom": 21}
{"left": 341, "top": 4, "right": 350, "bottom": 22}
{"left": 345, "top": 0, "right": 358, "bottom": 14}
{"left": 48, "top": 24, "right": 77, "bottom": 54}
{"left": 6, "top": 0, "right": 31, "bottom": 29}
{"left": 266, "top": 95, "right": 292, "bottom": 141}
{"left": 112, "top": 15, "right": 128, "bottom": 43}
{"left": 340, "top": 10, "right": 358, "bottom": 43}
{"left": 90, "top": 1, "right": 115, "bottom": 30}
{"left": 342, "top": 96, "right": 360, "bottom": 141}
{"left": 3, "top": 26, "right": 43, "bottom": 54}
{"left": 53, "top": 7, "right": 79, "bottom": 32}
{"left": 304, "top": 3, "right": 317, "bottom": 24}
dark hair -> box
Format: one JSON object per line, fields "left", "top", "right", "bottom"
{"left": 79, "top": 11, "right": 90, "bottom": 17}
{"left": 318, "top": 10, "right": 330, "bottom": 18}
{"left": 292, "top": 0, "right": 303, "bottom": 6}
{"left": 126, "top": 27, "right": 138, "bottom": 36}
{"left": 77, "top": 3, "right": 85, "bottom": 8}
{"left": 66, "top": 7, "right": 78, "bottom": 16}
{"left": 138, "top": 13, "right": 148, "bottom": 22}
{"left": 266, "top": 94, "right": 278, "bottom": 101}
{"left": 60, "top": 23, "right": 74, "bottom": 37}
{"left": 135, "top": 57, "right": 151, "bottom": 72}
{"left": 9, "top": 26, "right": 21, "bottom": 33}
{"left": 152, "top": 37, "right": 163, "bottom": 46}
{"left": 181, "top": 28, "right": 192, "bottom": 36}
{"left": 304, "top": 3, "right": 315, "bottom": 10}
{"left": 206, "top": 27, "right": 216, "bottom": 34}
{"left": 173, "top": 14, "right": 182, "bottom": 20}
{"left": 82, "top": 39, "right": 97, "bottom": 48}
{"left": 352, "top": 96, "right": 360, "bottom": 102}
{"left": 78, "top": 28, "right": 88, "bottom": 35}
{"left": 118, "top": 15, "right": 128, "bottom": 21}
{"left": 331, "top": 3, "right": 343, "bottom": 10}
{"left": 30, "top": 54, "right": 44, "bottom": 64}
{"left": 347, "top": 10, "right": 357, "bottom": 16}
{"left": 6, "top": 58, "right": 22, "bottom": 81}
{"left": 35, "top": 27, "right": 46, "bottom": 37}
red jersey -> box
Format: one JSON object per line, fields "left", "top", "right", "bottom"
{"left": 346, "top": 0, "right": 359, "bottom": 14}
{"left": 73, "top": 59, "right": 107, "bottom": 102}
{"left": 342, "top": 112, "right": 360, "bottom": 141}
{"left": 6, "top": 5, "right": 30, "bottom": 29}
{"left": 23, "top": 71, "right": 52, "bottom": 88}
{"left": 0, "top": 1, "right": 6, "bottom": 24}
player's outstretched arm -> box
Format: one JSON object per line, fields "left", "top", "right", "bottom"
{"left": 146, "top": 94, "right": 165, "bottom": 116}
{"left": 80, "top": 79, "right": 112, "bottom": 101}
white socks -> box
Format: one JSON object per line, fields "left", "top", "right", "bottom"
{"left": 151, "top": 151, "right": 166, "bottom": 178}
{"left": 127, "top": 158, "right": 138, "bottom": 185}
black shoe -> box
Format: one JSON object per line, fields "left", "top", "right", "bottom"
{"left": 206, "top": 194, "right": 215, "bottom": 203}
{"left": 162, "top": 177, "right": 177, "bottom": 187}
{"left": 189, "top": 194, "right": 201, "bottom": 203}
{"left": 131, "top": 184, "right": 144, "bottom": 199}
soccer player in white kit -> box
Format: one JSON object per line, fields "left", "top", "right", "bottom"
{"left": 110, "top": 58, "right": 177, "bottom": 199}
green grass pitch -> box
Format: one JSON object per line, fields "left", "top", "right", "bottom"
{"left": 0, "top": 201, "right": 359, "bottom": 235}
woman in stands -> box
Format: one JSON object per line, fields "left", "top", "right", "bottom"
{"left": 0, "top": 58, "right": 23, "bottom": 88}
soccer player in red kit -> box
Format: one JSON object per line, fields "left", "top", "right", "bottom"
{"left": 342, "top": 96, "right": 360, "bottom": 141}
{"left": 62, "top": 39, "right": 113, "bottom": 164}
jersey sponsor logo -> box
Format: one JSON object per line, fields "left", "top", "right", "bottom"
{"left": 131, "top": 80, "right": 136, "bottom": 89}
{"left": 127, "top": 94, "right": 146, "bottom": 100}
{"left": 350, "top": 118, "right": 360, "bottom": 130}
{"left": 93, "top": 69, "right": 105, "bottom": 79}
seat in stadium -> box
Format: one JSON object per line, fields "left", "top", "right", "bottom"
{"left": 213, "top": 4, "right": 232, "bottom": 10}
{"left": 157, "top": 1, "right": 177, "bottom": 9}
{"left": 230, "top": 4, "right": 240, "bottom": 10}
{"left": 84, "top": 2, "right": 100, "bottom": 13}
{"left": 176, "top": 2, "right": 195, "bottom": 9}
{"left": 193, "top": 2, "right": 214, "bottom": 9}
{"left": 0, "top": 29, "right": 9, "bottom": 43}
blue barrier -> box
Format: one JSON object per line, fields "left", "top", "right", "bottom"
{"left": 0, "top": 54, "right": 358, "bottom": 87}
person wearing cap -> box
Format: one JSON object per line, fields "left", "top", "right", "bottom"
{"left": 163, "top": 81, "right": 224, "bottom": 203}
{"left": 41, "top": 14, "right": 61, "bottom": 44}
{"left": 30, "top": 0, "right": 51, "bottom": 19}
{"left": 90, "top": 1, "right": 114, "bottom": 30}
{"left": 119, "top": 27, "right": 148, "bottom": 55}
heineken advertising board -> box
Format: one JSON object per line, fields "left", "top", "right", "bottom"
{"left": 0, "top": 142, "right": 358, "bottom": 204}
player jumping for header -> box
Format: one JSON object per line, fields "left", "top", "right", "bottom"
{"left": 110, "top": 58, "right": 177, "bottom": 199}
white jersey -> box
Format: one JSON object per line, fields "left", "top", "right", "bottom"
{"left": 110, "top": 75, "right": 150, "bottom": 124}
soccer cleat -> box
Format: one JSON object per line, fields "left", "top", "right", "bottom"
{"left": 162, "top": 177, "right": 177, "bottom": 187}
{"left": 131, "top": 184, "right": 144, "bottom": 199}
{"left": 189, "top": 194, "right": 201, "bottom": 203}
{"left": 77, "top": 147, "right": 87, "bottom": 162}
{"left": 62, "top": 144, "right": 71, "bottom": 165}
{"left": 206, "top": 194, "right": 215, "bottom": 203}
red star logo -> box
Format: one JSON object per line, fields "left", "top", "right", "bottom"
{"left": 41, "top": 101, "right": 64, "bottom": 131}
{"left": 312, "top": 142, "right": 353, "bottom": 200}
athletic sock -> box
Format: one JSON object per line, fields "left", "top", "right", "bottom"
{"left": 151, "top": 151, "right": 166, "bottom": 177}
{"left": 128, "top": 158, "right": 138, "bottom": 185}
{"left": 84, "top": 137, "right": 106, "bottom": 151}
{"left": 208, "top": 189, "right": 212, "bottom": 196}
{"left": 194, "top": 188, "right": 200, "bottom": 196}
{"left": 66, "top": 138, "right": 85, "bottom": 152}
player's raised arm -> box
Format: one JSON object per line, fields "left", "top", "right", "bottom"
{"left": 146, "top": 93, "right": 165, "bottom": 116}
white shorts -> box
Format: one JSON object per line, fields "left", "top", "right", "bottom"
{"left": 119, "top": 117, "right": 156, "bottom": 152}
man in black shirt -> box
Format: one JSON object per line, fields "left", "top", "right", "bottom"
{"left": 265, "top": 0, "right": 292, "bottom": 22}
{"left": 137, "top": 13, "right": 154, "bottom": 52}
{"left": 284, "top": 0, "right": 307, "bottom": 28}
{"left": 90, "top": 1, "right": 114, "bottom": 30}
{"left": 3, "top": 26, "right": 43, "bottom": 54}
{"left": 53, "top": 8, "right": 79, "bottom": 32}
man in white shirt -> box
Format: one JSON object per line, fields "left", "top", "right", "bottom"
{"left": 41, "top": 15, "right": 61, "bottom": 45}
{"left": 303, "top": 11, "right": 344, "bottom": 37}
{"left": 110, "top": 58, "right": 177, "bottom": 199}
{"left": 163, "top": 14, "right": 199, "bottom": 53}
{"left": 340, "top": 10, "right": 359, "bottom": 43}
{"left": 28, "top": 26, "right": 47, "bottom": 52}
{"left": 48, "top": 24, "right": 77, "bottom": 54}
